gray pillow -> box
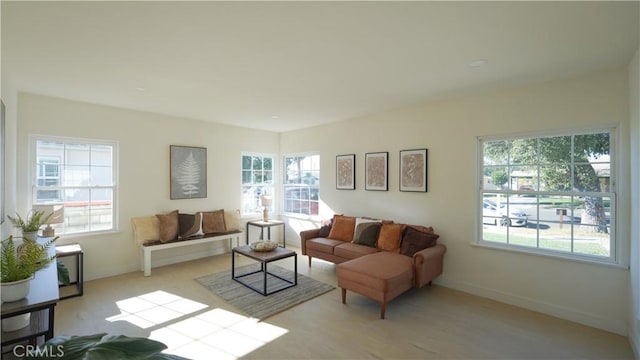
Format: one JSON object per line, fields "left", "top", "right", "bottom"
{"left": 352, "top": 222, "right": 381, "bottom": 248}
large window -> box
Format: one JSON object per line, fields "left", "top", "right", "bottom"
{"left": 33, "top": 137, "right": 117, "bottom": 235}
{"left": 283, "top": 153, "right": 320, "bottom": 216}
{"left": 241, "top": 154, "right": 274, "bottom": 216}
{"left": 478, "top": 129, "right": 616, "bottom": 263}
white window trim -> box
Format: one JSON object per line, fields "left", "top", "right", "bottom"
{"left": 475, "top": 126, "right": 621, "bottom": 266}
{"left": 30, "top": 134, "right": 119, "bottom": 235}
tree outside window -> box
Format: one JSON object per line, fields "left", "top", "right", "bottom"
{"left": 479, "top": 130, "right": 615, "bottom": 263}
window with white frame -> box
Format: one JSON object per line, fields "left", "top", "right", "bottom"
{"left": 241, "top": 154, "right": 274, "bottom": 216}
{"left": 478, "top": 129, "right": 616, "bottom": 263}
{"left": 33, "top": 137, "right": 118, "bottom": 235}
{"left": 283, "top": 153, "right": 320, "bottom": 216}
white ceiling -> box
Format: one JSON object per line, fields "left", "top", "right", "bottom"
{"left": 2, "top": 1, "right": 638, "bottom": 133}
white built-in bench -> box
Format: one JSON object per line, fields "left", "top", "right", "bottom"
{"left": 132, "top": 210, "right": 244, "bottom": 276}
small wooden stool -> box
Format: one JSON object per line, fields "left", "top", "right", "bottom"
{"left": 336, "top": 252, "right": 413, "bottom": 319}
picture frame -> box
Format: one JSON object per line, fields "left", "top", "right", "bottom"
{"left": 400, "top": 149, "right": 428, "bottom": 192}
{"left": 365, "top": 152, "right": 388, "bottom": 191}
{"left": 336, "top": 154, "right": 356, "bottom": 190}
{"left": 170, "top": 145, "right": 207, "bottom": 199}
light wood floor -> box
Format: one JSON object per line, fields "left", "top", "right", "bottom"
{"left": 55, "top": 247, "right": 633, "bottom": 359}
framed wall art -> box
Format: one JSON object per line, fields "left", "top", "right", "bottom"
{"left": 170, "top": 145, "right": 207, "bottom": 199}
{"left": 400, "top": 149, "right": 428, "bottom": 192}
{"left": 365, "top": 152, "right": 388, "bottom": 191}
{"left": 336, "top": 154, "right": 356, "bottom": 190}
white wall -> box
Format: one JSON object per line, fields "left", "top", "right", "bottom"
{"left": 16, "top": 93, "right": 279, "bottom": 280}
{"left": 628, "top": 44, "right": 640, "bottom": 356}
{"left": 281, "top": 67, "right": 631, "bottom": 335}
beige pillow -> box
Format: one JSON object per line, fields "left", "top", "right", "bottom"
{"left": 224, "top": 209, "right": 243, "bottom": 232}
{"left": 131, "top": 216, "right": 160, "bottom": 245}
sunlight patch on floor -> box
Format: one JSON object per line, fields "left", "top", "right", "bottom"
{"left": 105, "top": 291, "right": 288, "bottom": 359}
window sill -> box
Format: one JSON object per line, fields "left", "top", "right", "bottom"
{"left": 472, "top": 241, "right": 628, "bottom": 270}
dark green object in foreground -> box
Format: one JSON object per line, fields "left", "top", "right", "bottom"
{"left": 31, "top": 333, "right": 189, "bottom": 360}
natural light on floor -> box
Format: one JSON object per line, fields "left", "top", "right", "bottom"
{"left": 106, "top": 290, "right": 289, "bottom": 359}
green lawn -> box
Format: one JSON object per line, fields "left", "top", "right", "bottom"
{"left": 483, "top": 231, "right": 609, "bottom": 256}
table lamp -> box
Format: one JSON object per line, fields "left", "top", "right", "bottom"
{"left": 32, "top": 204, "right": 65, "bottom": 237}
{"left": 260, "top": 196, "right": 272, "bottom": 222}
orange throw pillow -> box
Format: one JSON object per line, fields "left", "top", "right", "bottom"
{"left": 377, "top": 223, "right": 406, "bottom": 252}
{"left": 327, "top": 215, "right": 356, "bottom": 242}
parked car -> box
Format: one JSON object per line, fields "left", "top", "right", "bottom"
{"left": 482, "top": 199, "right": 528, "bottom": 227}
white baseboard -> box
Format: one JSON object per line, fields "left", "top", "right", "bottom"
{"left": 435, "top": 276, "right": 627, "bottom": 336}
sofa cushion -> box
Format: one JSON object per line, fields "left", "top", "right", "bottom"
{"left": 178, "top": 212, "right": 204, "bottom": 239}
{"left": 337, "top": 251, "right": 413, "bottom": 292}
{"left": 352, "top": 222, "right": 381, "bottom": 247}
{"left": 328, "top": 215, "right": 356, "bottom": 242}
{"left": 202, "top": 209, "right": 226, "bottom": 234}
{"left": 156, "top": 210, "right": 179, "bottom": 242}
{"left": 400, "top": 226, "right": 440, "bottom": 257}
{"left": 377, "top": 223, "right": 406, "bottom": 253}
{"left": 306, "top": 238, "right": 345, "bottom": 254}
{"left": 334, "top": 242, "right": 380, "bottom": 260}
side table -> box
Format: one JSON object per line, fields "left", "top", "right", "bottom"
{"left": 246, "top": 220, "right": 286, "bottom": 247}
{"left": 56, "top": 243, "right": 84, "bottom": 300}
{"left": 1, "top": 241, "right": 58, "bottom": 356}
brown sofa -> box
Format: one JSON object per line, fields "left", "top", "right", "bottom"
{"left": 300, "top": 215, "right": 446, "bottom": 318}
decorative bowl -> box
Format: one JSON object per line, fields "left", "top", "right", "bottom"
{"left": 249, "top": 241, "right": 278, "bottom": 252}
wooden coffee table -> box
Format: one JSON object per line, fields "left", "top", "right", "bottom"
{"left": 231, "top": 245, "right": 297, "bottom": 296}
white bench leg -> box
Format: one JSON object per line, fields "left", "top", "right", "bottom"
{"left": 144, "top": 249, "right": 152, "bottom": 277}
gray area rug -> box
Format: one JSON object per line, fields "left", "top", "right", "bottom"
{"left": 196, "top": 264, "right": 335, "bottom": 320}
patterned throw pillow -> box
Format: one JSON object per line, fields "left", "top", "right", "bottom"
{"left": 178, "top": 213, "right": 204, "bottom": 239}
{"left": 376, "top": 223, "right": 406, "bottom": 252}
{"left": 202, "top": 209, "right": 227, "bottom": 234}
{"left": 327, "top": 215, "right": 356, "bottom": 242}
{"left": 352, "top": 222, "right": 381, "bottom": 248}
{"left": 156, "top": 210, "right": 179, "bottom": 243}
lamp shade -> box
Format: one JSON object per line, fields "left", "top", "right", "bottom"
{"left": 32, "top": 204, "right": 65, "bottom": 225}
{"left": 260, "top": 196, "right": 272, "bottom": 207}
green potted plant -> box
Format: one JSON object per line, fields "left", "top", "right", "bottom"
{"left": 8, "top": 210, "right": 53, "bottom": 240}
{"left": 1, "top": 235, "right": 57, "bottom": 330}
{"left": 33, "top": 333, "right": 188, "bottom": 359}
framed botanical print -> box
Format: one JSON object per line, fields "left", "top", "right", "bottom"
{"left": 365, "top": 152, "right": 388, "bottom": 191}
{"left": 170, "top": 145, "right": 207, "bottom": 199}
{"left": 400, "top": 149, "right": 428, "bottom": 192}
{"left": 336, "top": 154, "right": 356, "bottom": 190}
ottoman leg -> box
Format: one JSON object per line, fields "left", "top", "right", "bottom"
{"left": 341, "top": 288, "right": 346, "bottom": 304}
{"left": 380, "top": 302, "right": 386, "bottom": 320}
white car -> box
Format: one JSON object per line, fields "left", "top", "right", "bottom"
{"left": 483, "top": 200, "right": 528, "bottom": 227}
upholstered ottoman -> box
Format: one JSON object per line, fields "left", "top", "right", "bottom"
{"left": 336, "top": 251, "right": 413, "bottom": 319}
